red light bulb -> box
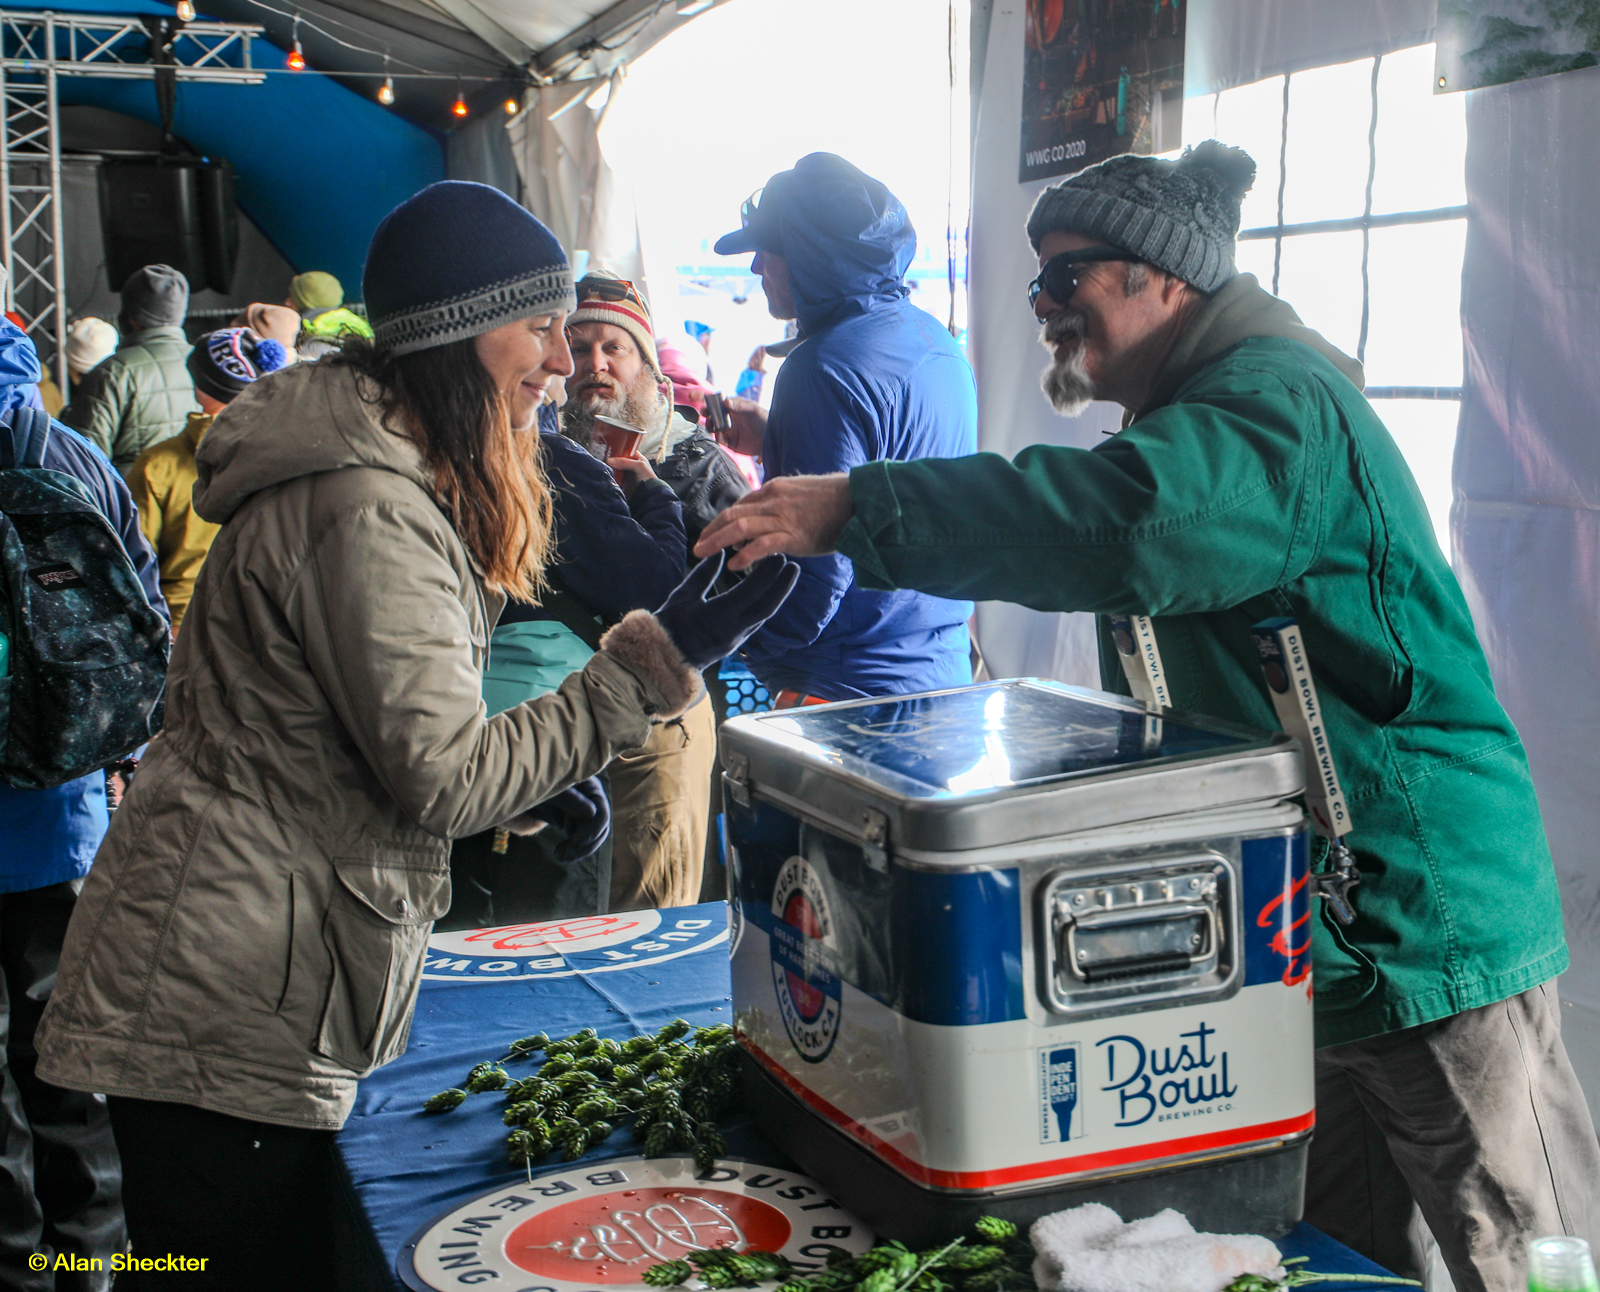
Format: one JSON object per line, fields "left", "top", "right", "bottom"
{"left": 287, "top": 39, "right": 305, "bottom": 70}
{"left": 452, "top": 93, "right": 468, "bottom": 117}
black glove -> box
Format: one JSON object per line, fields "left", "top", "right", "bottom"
{"left": 653, "top": 552, "right": 801, "bottom": 671}
{"left": 522, "top": 777, "right": 610, "bottom": 865}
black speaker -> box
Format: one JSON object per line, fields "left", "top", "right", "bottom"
{"left": 99, "top": 156, "right": 237, "bottom": 295}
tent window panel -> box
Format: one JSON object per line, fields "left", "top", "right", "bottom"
{"left": 1374, "top": 398, "right": 1460, "bottom": 551}
{"left": 1235, "top": 238, "right": 1279, "bottom": 288}
{"left": 1372, "top": 45, "right": 1467, "bottom": 215}
{"left": 1281, "top": 58, "right": 1376, "bottom": 226}
{"left": 1363, "top": 220, "right": 1467, "bottom": 388}
{"left": 1275, "top": 230, "right": 1367, "bottom": 359}
{"left": 1209, "top": 75, "right": 1287, "bottom": 233}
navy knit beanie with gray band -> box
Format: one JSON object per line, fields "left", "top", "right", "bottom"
{"left": 1025, "top": 141, "right": 1257, "bottom": 294}
{"left": 362, "top": 181, "right": 576, "bottom": 356}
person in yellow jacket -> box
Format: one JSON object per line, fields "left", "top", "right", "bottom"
{"left": 126, "top": 327, "right": 291, "bottom": 631}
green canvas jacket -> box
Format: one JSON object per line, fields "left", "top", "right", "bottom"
{"left": 836, "top": 273, "right": 1565, "bottom": 1048}
{"left": 60, "top": 326, "right": 197, "bottom": 473}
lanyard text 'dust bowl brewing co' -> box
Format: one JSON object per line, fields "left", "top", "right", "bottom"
{"left": 1110, "top": 612, "right": 1361, "bottom": 925}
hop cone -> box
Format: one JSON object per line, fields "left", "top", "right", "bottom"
{"left": 890, "top": 1252, "right": 920, "bottom": 1281}
{"left": 503, "top": 1101, "right": 541, "bottom": 1126}
{"left": 555, "top": 1072, "right": 596, "bottom": 1095}
{"left": 972, "top": 1218, "right": 1016, "bottom": 1244}
{"left": 598, "top": 1037, "right": 623, "bottom": 1058}
{"left": 645, "top": 1120, "right": 674, "bottom": 1156}
{"left": 944, "top": 1248, "right": 1004, "bottom": 1271}
{"left": 645, "top": 1261, "right": 694, "bottom": 1287}
{"left": 588, "top": 1119, "right": 616, "bottom": 1144}
{"left": 465, "top": 1062, "right": 509, "bottom": 1092}
{"left": 423, "top": 1088, "right": 467, "bottom": 1113}
{"left": 572, "top": 1098, "right": 613, "bottom": 1123}
{"left": 506, "top": 1128, "right": 550, "bottom": 1165}
{"left": 826, "top": 1249, "right": 860, "bottom": 1270}
{"left": 509, "top": 1032, "right": 549, "bottom": 1056}
{"left": 959, "top": 1274, "right": 1002, "bottom": 1292}
{"left": 622, "top": 1035, "right": 658, "bottom": 1056}
{"left": 779, "top": 1282, "right": 811, "bottom": 1292}
{"left": 573, "top": 1036, "right": 603, "bottom": 1057}
{"left": 735, "top": 1252, "right": 793, "bottom": 1281}
{"left": 859, "top": 1271, "right": 897, "bottom": 1292}
{"left": 640, "top": 1050, "right": 674, "bottom": 1075}
{"left": 571, "top": 1026, "right": 599, "bottom": 1042}
{"left": 612, "top": 1063, "right": 643, "bottom": 1085}
{"left": 657, "top": 1019, "right": 693, "bottom": 1044}
{"left": 693, "top": 1141, "right": 716, "bottom": 1175}
{"left": 700, "top": 1267, "right": 741, "bottom": 1289}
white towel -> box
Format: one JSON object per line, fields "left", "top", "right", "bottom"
{"left": 1030, "top": 1202, "right": 1285, "bottom": 1292}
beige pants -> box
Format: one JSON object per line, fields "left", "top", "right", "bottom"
{"left": 1307, "top": 981, "right": 1600, "bottom": 1292}
{"left": 607, "top": 694, "right": 716, "bottom": 911}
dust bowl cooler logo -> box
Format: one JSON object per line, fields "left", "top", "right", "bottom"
{"left": 403, "top": 1156, "right": 872, "bottom": 1292}
{"left": 424, "top": 910, "right": 726, "bottom": 982}
{"left": 768, "top": 857, "right": 842, "bottom": 1063}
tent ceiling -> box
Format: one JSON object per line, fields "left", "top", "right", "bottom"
{"left": 182, "top": 0, "right": 716, "bottom": 131}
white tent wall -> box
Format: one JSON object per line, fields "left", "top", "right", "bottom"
{"left": 965, "top": 0, "right": 1600, "bottom": 1116}
{"left": 1455, "top": 65, "right": 1600, "bottom": 1122}
{"left": 966, "top": 0, "right": 1119, "bottom": 690}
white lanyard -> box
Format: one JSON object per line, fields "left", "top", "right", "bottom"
{"left": 1251, "top": 616, "right": 1360, "bottom": 924}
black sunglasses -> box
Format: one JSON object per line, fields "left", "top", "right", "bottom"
{"left": 1027, "top": 247, "right": 1136, "bottom": 312}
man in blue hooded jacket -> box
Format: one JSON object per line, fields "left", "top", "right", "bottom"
{"left": 0, "top": 316, "right": 167, "bottom": 1289}
{"left": 713, "top": 153, "right": 977, "bottom": 703}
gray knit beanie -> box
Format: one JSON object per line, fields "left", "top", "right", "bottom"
{"left": 1025, "top": 141, "right": 1256, "bottom": 294}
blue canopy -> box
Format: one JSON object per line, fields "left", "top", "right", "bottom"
{"left": 2, "top": 0, "right": 445, "bottom": 290}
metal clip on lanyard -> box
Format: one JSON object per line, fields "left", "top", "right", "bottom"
{"left": 1108, "top": 614, "right": 1170, "bottom": 752}
{"left": 1251, "top": 617, "right": 1361, "bottom": 925}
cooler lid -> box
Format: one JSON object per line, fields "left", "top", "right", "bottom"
{"left": 719, "top": 680, "right": 1304, "bottom": 854}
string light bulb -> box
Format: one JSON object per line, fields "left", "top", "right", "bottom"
{"left": 504, "top": 97, "right": 519, "bottom": 115}
{"left": 286, "top": 14, "right": 305, "bottom": 69}
{"left": 452, "top": 91, "right": 469, "bottom": 117}
{"left": 378, "top": 77, "right": 395, "bottom": 105}
{"left": 175, "top": 0, "right": 195, "bottom": 21}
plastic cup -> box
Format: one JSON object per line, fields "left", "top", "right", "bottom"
{"left": 594, "top": 416, "right": 644, "bottom": 486}
{"left": 1529, "top": 1237, "right": 1600, "bottom": 1292}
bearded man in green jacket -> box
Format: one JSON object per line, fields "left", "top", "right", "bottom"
{"left": 698, "top": 142, "right": 1599, "bottom": 1292}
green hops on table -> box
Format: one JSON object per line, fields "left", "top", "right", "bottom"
{"left": 554, "top": 1072, "right": 596, "bottom": 1095}
{"left": 506, "top": 1128, "right": 550, "bottom": 1165}
{"left": 944, "top": 1247, "right": 1004, "bottom": 1271}
{"left": 639, "top": 1050, "right": 675, "bottom": 1075}
{"left": 971, "top": 1218, "right": 1016, "bottom": 1244}
{"left": 503, "top": 1101, "right": 543, "bottom": 1127}
{"left": 656, "top": 1019, "right": 693, "bottom": 1044}
{"left": 572, "top": 1097, "right": 615, "bottom": 1123}
{"left": 597, "top": 1037, "right": 623, "bottom": 1058}
{"left": 621, "top": 1035, "right": 658, "bottom": 1056}
{"left": 588, "top": 1119, "right": 616, "bottom": 1144}
{"left": 465, "top": 1062, "right": 509, "bottom": 1092}
{"left": 645, "top": 1120, "right": 674, "bottom": 1156}
{"left": 540, "top": 1053, "right": 576, "bottom": 1075}
{"left": 508, "top": 1032, "right": 549, "bottom": 1056}
{"left": 644, "top": 1260, "right": 694, "bottom": 1287}
{"left": 423, "top": 1088, "right": 468, "bottom": 1113}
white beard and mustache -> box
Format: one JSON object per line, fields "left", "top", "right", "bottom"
{"left": 1039, "top": 309, "right": 1096, "bottom": 416}
{"left": 561, "top": 375, "right": 663, "bottom": 454}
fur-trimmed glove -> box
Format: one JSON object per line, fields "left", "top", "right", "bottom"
{"left": 652, "top": 552, "right": 800, "bottom": 672}
{"left": 597, "top": 553, "right": 799, "bottom": 720}
{"left": 502, "top": 776, "right": 610, "bottom": 865}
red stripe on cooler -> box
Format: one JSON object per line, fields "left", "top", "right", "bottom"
{"left": 741, "top": 1036, "right": 1315, "bottom": 1191}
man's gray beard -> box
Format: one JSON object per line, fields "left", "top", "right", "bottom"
{"left": 1039, "top": 310, "right": 1095, "bottom": 416}
{"left": 561, "top": 379, "right": 664, "bottom": 455}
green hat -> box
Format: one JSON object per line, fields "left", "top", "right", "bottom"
{"left": 289, "top": 270, "right": 343, "bottom": 312}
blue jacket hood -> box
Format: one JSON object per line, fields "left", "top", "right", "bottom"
{"left": 0, "top": 319, "right": 43, "bottom": 412}
{"left": 753, "top": 154, "right": 916, "bottom": 334}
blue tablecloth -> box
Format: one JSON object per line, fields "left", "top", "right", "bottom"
{"left": 334, "top": 903, "right": 1403, "bottom": 1292}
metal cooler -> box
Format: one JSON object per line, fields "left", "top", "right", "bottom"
{"left": 720, "top": 680, "right": 1315, "bottom": 1243}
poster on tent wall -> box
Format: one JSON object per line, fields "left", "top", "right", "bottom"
{"left": 1435, "top": 1, "right": 1600, "bottom": 92}
{"left": 1018, "top": 0, "right": 1186, "bottom": 184}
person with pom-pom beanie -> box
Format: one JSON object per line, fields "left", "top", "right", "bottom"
{"left": 124, "top": 327, "right": 290, "bottom": 632}
{"left": 695, "top": 141, "right": 1598, "bottom": 1291}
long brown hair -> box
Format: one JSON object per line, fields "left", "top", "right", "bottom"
{"left": 336, "top": 338, "right": 552, "bottom": 601}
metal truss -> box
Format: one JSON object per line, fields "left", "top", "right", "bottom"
{"left": 0, "top": 12, "right": 265, "bottom": 387}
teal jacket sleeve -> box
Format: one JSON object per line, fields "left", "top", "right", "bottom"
{"left": 836, "top": 371, "right": 1327, "bottom": 617}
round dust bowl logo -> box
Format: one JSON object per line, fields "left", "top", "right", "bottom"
{"left": 769, "top": 858, "right": 842, "bottom": 1063}
{"left": 403, "top": 1156, "right": 873, "bottom": 1291}
{"left": 424, "top": 910, "right": 726, "bottom": 983}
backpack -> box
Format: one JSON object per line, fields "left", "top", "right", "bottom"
{"left": 0, "top": 407, "right": 169, "bottom": 789}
